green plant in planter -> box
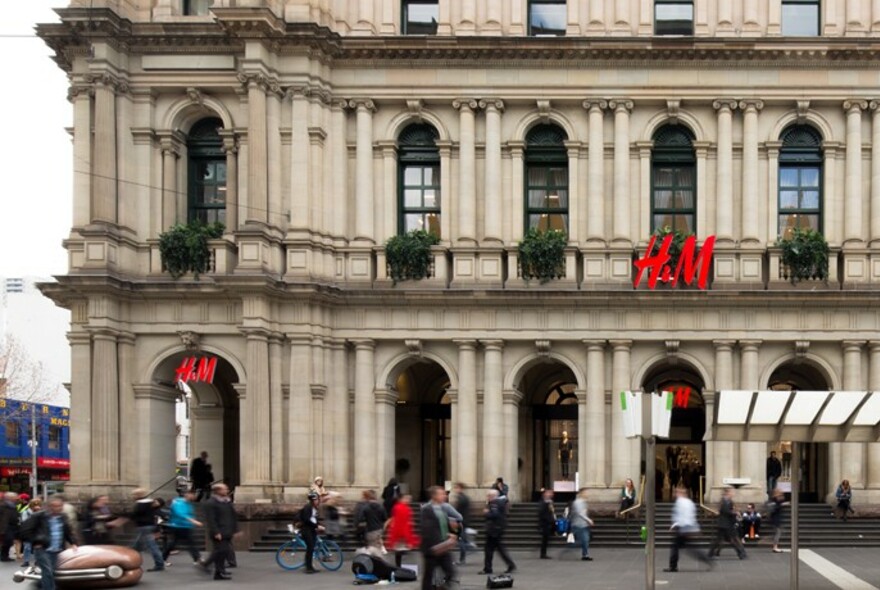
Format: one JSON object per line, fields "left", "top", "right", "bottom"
{"left": 159, "top": 220, "right": 225, "bottom": 279}
{"left": 385, "top": 230, "right": 440, "bottom": 284}
{"left": 651, "top": 226, "right": 693, "bottom": 272}
{"left": 777, "top": 227, "right": 830, "bottom": 283}
{"left": 518, "top": 228, "right": 567, "bottom": 283}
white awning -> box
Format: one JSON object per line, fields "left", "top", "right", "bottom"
{"left": 711, "top": 390, "right": 879, "bottom": 442}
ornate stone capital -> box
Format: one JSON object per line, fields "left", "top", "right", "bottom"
{"left": 739, "top": 339, "right": 762, "bottom": 352}
{"left": 83, "top": 71, "right": 121, "bottom": 90}
{"left": 350, "top": 338, "right": 375, "bottom": 350}
{"left": 237, "top": 72, "right": 271, "bottom": 92}
{"left": 67, "top": 84, "right": 94, "bottom": 102}
{"left": 844, "top": 99, "right": 868, "bottom": 113}
{"left": 349, "top": 97, "right": 376, "bottom": 112}
{"left": 330, "top": 96, "right": 348, "bottom": 111}
{"left": 609, "top": 339, "right": 632, "bottom": 350}
{"left": 713, "top": 339, "right": 736, "bottom": 351}
{"left": 582, "top": 99, "right": 608, "bottom": 112}
{"left": 310, "top": 384, "right": 327, "bottom": 401}
{"left": 582, "top": 339, "right": 606, "bottom": 350}
{"left": 178, "top": 331, "right": 200, "bottom": 351}
{"left": 479, "top": 98, "right": 505, "bottom": 112}
{"left": 871, "top": 100, "right": 880, "bottom": 113}
{"left": 285, "top": 85, "right": 310, "bottom": 100}
{"left": 453, "top": 339, "right": 478, "bottom": 350}
{"left": 452, "top": 97, "right": 479, "bottom": 111}
{"left": 738, "top": 99, "right": 764, "bottom": 112}
{"left": 842, "top": 340, "right": 867, "bottom": 352}
{"left": 608, "top": 98, "right": 633, "bottom": 113}
{"left": 712, "top": 98, "right": 738, "bottom": 112}
{"left": 481, "top": 339, "right": 504, "bottom": 351}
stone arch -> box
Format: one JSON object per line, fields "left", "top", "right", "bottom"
{"left": 759, "top": 352, "right": 841, "bottom": 391}
{"left": 641, "top": 109, "right": 706, "bottom": 143}
{"left": 378, "top": 349, "right": 459, "bottom": 391}
{"left": 768, "top": 110, "right": 836, "bottom": 144}
{"left": 513, "top": 110, "right": 578, "bottom": 143}
{"left": 385, "top": 110, "right": 451, "bottom": 142}
{"left": 162, "top": 93, "right": 235, "bottom": 134}
{"left": 632, "top": 351, "right": 715, "bottom": 392}
{"left": 143, "top": 342, "right": 247, "bottom": 386}
{"left": 504, "top": 351, "right": 587, "bottom": 392}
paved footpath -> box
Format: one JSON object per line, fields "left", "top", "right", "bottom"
{"left": 5, "top": 546, "right": 879, "bottom": 590}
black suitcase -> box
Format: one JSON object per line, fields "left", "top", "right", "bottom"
{"left": 486, "top": 573, "right": 514, "bottom": 588}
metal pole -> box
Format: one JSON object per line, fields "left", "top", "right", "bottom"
{"left": 790, "top": 441, "right": 800, "bottom": 590}
{"left": 31, "top": 403, "right": 37, "bottom": 498}
{"left": 642, "top": 392, "right": 656, "bottom": 590}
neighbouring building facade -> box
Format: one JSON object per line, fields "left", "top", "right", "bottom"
{"left": 38, "top": 0, "right": 880, "bottom": 506}
{"left": 0, "top": 400, "right": 71, "bottom": 493}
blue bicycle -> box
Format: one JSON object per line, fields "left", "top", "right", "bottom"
{"left": 275, "top": 525, "right": 344, "bottom": 571}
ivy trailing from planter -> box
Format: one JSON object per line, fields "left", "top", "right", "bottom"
{"left": 777, "top": 227, "right": 830, "bottom": 283}
{"left": 385, "top": 229, "right": 440, "bottom": 284}
{"left": 651, "top": 225, "right": 693, "bottom": 271}
{"left": 518, "top": 228, "right": 566, "bottom": 283}
{"left": 159, "top": 221, "right": 225, "bottom": 279}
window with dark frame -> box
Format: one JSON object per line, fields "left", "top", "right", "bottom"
{"left": 187, "top": 118, "right": 227, "bottom": 225}
{"left": 528, "top": 0, "right": 567, "bottom": 36}
{"left": 655, "top": 1, "right": 694, "bottom": 35}
{"left": 402, "top": 0, "right": 439, "bottom": 35}
{"left": 398, "top": 123, "right": 441, "bottom": 236}
{"left": 48, "top": 425, "right": 61, "bottom": 450}
{"left": 5, "top": 422, "right": 18, "bottom": 446}
{"left": 651, "top": 125, "right": 696, "bottom": 233}
{"left": 778, "top": 125, "right": 823, "bottom": 239}
{"left": 525, "top": 124, "right": 569, "bottom": 233}
{"left": 782, "top": 0, "right": 820, "bottom": 36}
{"left": 183, "top": 0, "right": 213, "bottom": 16}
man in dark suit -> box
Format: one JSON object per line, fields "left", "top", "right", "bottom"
{"left": 419, "top": 486, "right": 458, "bottom": 590}
{"left": 479, "top": 489, "right": 516, "bottom": 575}
{"left": 538, "top": 489, "right": 556, "bottom": 559}
{"left": 191, "top": 451, "right": 212, "bottom": 502}
{"left": 766, "top": 451, "right": 783, "bottom": 497}
{"left": 708, "top": 486, "right": 746, "bottom": 560}
{"left": 298, "top": 492, "right": 324, "bottom": 574}
{"left": 202, "top": 482, "right": 238, "bottom": 580}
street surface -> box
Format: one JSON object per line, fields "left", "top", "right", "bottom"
{"left": 4, "top": 546, "right": 877, "bottom": 589}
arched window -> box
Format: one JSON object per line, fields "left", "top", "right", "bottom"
{"left": 525, "top": 124, "right": 568, "bottom": 232}
{"left": 651, "top": 125, "right": 696, "bottom": 233}
{"left": 398, "top": 123, "right": 441, "bottom": 236}
{"left": 778, "top": 125, "right": 822, "bottom": 239}
{"left": 187, "top": 117, "right": 226, "bottom": 225}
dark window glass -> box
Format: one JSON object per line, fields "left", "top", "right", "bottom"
{"left": 48, "top": 426, "right": 61, "bottom": 450}
{"left": 778, "top": 125, "right": 823, "bottom": 238}
{"left": 525, "top": 124, "right": 569, "bottom": 232}
{"left": 5, "top": 422, "right": 18, "bottom": 446}
{"left": 651, "top": 125, "right": 696, "bottom": 233}
{"left": 655, "top": 1, "right": 694, "bottom": 35}
{"left": 782, "top": 0, "right": 820, "bottom": 36}
{"left": 403, "top": 1, "right": 439, "bottom": 35}
{"left": 529, "top": 0, "right": 566, "bottom": 36}
{"left": 187, "top": 118, "right": 227, "bottom": 226}
{"left": 398, "top": 124, "right": 441, "bottom": 236}
{"left": 183, "top": 0, "right": 213, "bottom": 16}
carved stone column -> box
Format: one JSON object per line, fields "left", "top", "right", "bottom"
{"left": 867, "top": 342, "right": 880, "bottom": 488}
{"left": 375, "top": 388, "right": 397, "bottom": 488}
{"left": 712, "top": 340, "right": 736, "bottom": 500}
{"left": 454, "top": 98, "right": 479, "bottom": 242}
{"left": 871, "top": 101, "right": 880, "bottom": 243}
{"left": 565, "top": 140, "right": 582, "bottom": 243}
{"left": 68, "top": 332, "right": 92, "bottom": 484}
{"left": 610, "top": 340, "right": 635, "bottom": 484}
{"left": 241, "top": 73, "right": 268, "bottom": 224}
{"left": 844, "top": 100, "right": 868, "bottom": 243}
{"left": 289, "top": 87, "right": 311, "bottom": 229}
{"left": 330, "top": 340, "right": 350, "bottom": 485}
{"left": 70, "top": 85, "right": 93, "bottom": 228}
{"left": 330, "top": 99, "right": 349, "bottom": 239}
{"left": 583, "top": 100, "right": 608, "bottom": 242}
{"left": 610, "top": 99, "right": 633, "bottom": 243}
{"left": 480, "top": 99, "right": 504, "bottom": 243}
{"left": 268, "top": 335, "right": 285, "bottom": 483}
{"left": 91, "top": 330, "right": 119, "bottom": 482}
{"left": 739, "top": 100, "right": 764, "bottom": 242}
{"left": 160, "top": 139, "right": 180, "bottom": 230}
{"left": 503, "top": 390, "right": 524, "bottom": 499}
{"left": 838, "top": 341, "right": 866, "bottom": 491}
{"left": 587, "top": 0, "right": 604, "bottom": 32}
{"left": 353, "top": 339, "right": 376, "bottom": 486}
{"left": 714, "top": 99, "right": 737, "bottom": 242}
{"left": 288, "top": 336, "right": 313, "bottom": 485}
{"left": 455, "top": 340, "right": 478, "bottom": 485}
{"left": 351, "top": 99, "right": 376, "bottom": 242}
{"left": 242, "top": 330, "right": 271, "bottom": 484}
{"left": 584, "top": 340, "right": 606, "bottom": 487}
{"left": 739, "top": 340, "right": 766, "bottom": 501}
{"left": 91, "top": 74, "right": 118, "bottom": 224}
{"left": 481, "top": 340, "right": 504, "bottom": 485}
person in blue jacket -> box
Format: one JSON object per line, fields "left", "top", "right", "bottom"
{"left": 162, "top": 490, "right": 203, "bottom": 565}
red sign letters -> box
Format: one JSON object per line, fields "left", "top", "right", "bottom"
{"left": 672, "top": 387, "right": 691, "bottom": 409}
{"left": 633, "top": 234, "right": 715, "bottom": 290}
{"left": 175, "top": 356, "right": 217, "bottom": 385}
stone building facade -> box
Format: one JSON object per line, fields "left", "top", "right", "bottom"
{"left": 38, "top": 0, "right": 880, "bottom": 505}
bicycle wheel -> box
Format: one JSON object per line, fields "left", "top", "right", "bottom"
{"left": 316, "top": 539, "right": 344, "bottom": 571}
{"left": 276, "top": 538, "right": 307, "bottom": 570}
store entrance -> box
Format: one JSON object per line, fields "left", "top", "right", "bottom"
{"left": 533, "top": 383, "right": 579, "bottom": 500}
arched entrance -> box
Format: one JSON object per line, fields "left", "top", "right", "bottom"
{"left": 151, "top": 350, "right": 241, "bottom": 492}
{"left": 393, "top": 360, "right": 451, "bottom": 500}
{"left": 769, "top": 361, "right": 830, "bottom": 503}
{"left": 643, "top": 363, "right": 706, "bottom": 501}
{"left": 520, "top": 360, "right": 579, "bottom": 501}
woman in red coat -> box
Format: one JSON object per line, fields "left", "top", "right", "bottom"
{"left": 385, "top": 493, "right": 420, "bottom": 567}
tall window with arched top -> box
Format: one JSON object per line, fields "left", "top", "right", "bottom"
{"left": 398, "top": 123, "right": 441, "bottom": 236}
{"left": 778, "top": 125, "right": 822, "bottom": 239}
{"left": 525, "top": 124, "right": 568, "bottom": 233}
{"left": 187, "top": 117, "right": 226, "bottom": 225}
{"left": 651, "top": 125, "right": 696, "bottom": 233}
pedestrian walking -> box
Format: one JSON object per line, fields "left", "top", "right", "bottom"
{"left": 385, "top": 492, "right": 419, "bottom": 567}
{"left": 766, "top": 452, "right": 782, "bottom": 497}
{"left": 201, "top": 482, "right": 238, "bottom": 581}
{"left": 82, "top": 495, "right": 114, "bottom": 545}
{"left": 298, "top": 491, "right": 324, "bottom": 574}
{"left": 19, "top": 497, "right": 77, "bottom": 590}
{"left": 129, "top": 489, "right": 166, "bottom": 572}
{"left": 323, "top": 492, "right": 344, "bottom": 541}
{"left": 0, "top": 492, "right": 20, "bottom": 561}
{"left": 768, "top": 488, "right": 787, "bottom": 553}
{"left": 538, "top": 489, "right": 556, "bottom": 559}
{"left": 664, "top": 487, "right": 712, "bottom": 573}
{"left": 708, "top": 487, "right": 746, "bottom": 559}
{"left": 419, "top": 485, "right": 458, "bottom": 590}
{"left": 381, "top": 478, "right": 400, "bottom": 516}
{"left": 479, "top": 489, "right": 516, "bottom": 575}
{"left": 450, "top": 483, "right": 473, "bottom": 565}
{"left": 14, "top": 493, "right": 29, "bottom": 562}
{"left": 354, "top": 489, "right": 387, "bottom": 557}
{"left": 162, "top": 491, "right": 202, "bottom": 565}
{"left": 19, "top": 498, "right": 41, "bottom": 568}
{"left": 835, "top": 479, "right": 854, "bottom": 521}
{"left": 569, "top": 488, "right": 594, "bottom": 562}
{"left": 190, "top": 451, "right": 213, "bottom": 502}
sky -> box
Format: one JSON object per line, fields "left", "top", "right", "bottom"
{"left": 0, "top": 3, "right": 70, "bottom": 278}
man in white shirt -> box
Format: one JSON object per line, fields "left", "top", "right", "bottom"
{"left": 664, "top": 487, "right": 712, "bottom": 573}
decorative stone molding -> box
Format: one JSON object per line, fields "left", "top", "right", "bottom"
{"left": 405, "top": 339, "right": 423, "bottom": 358}
{"left": 236, "top": 72, "right": 273, "bottom": 92}
{"left": 712, "top": 98, "right": 738, "bottom": 112}
{"left": 502, "top": 389, "right": 524, "bottom": 406}
{"left": 481, "top": 339, "right": 504, "bottom": 351}
{"left": 452, "top": 98, "right": 478, "bottom": 112}
{"left": 796, "top": 100, "right": 811, "bottom": 123}
{"left": 608, "top": 98, "right": 633, "bottom": 113}
{"left": 582, "top": 99, "right": 608, "bottom": 112}
{"left": 536, "top": 99, "right": 552, "bottom": 123}
{"left": 178, "top": 330, "right": 200, "bottom": 351}
{"left": 843, "top": 99, "right": 869, "bottom": 113}
{"left": 535, "top": 340, "right": 551, "bottom": 356}
{"left": 872, "top": 100, "right": 880, "bottom": 113}
{"left": 186, "top": 87, "right": 204, "bottom": 107}
{"left": 67, "top": 84, "right": 94, "bottom": 101}
{"left": 406, "top": 99, "right": 424, "bottom": 120}
{"left": 310, "top": 384, "right": 327, "bottom": 400}
{"left": 348, "top": 97, "right": 376, "bottom": 112}
{"left": 374, "top": 388, "right": 399, "bottom": 406}
{"left": 739, "top": 339, "right": 762, "bottom": 352}
{"left": 665, "top": 340, "right": 680, "bottom": 363}
{"left": 738, "top": 99, "right": 765, "bottom": 112}
{"left": 666, "top": 99, "right": 681, "bottom": 125}
{"left": 285, "top": 85, "right": 311, "bottom": 100}
{"left": 479, "top": 98, "right": 505, "bottom": 113}
{"left": 795, "top": 340, "right": 810, "bottom": 359}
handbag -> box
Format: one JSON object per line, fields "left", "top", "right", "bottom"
{"left": 565, "top": 532, "right": 575, "bottom": 544}
{"left": 555, "top": 517, "right": 569, "bottom": 535}
{"left": 430, "top": 536, "right": 458, "bottom": 556}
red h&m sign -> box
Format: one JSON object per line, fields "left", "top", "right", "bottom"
{"left": 672, "top": 387, "right": 691, "bottom": 409}
{"left": 633, "top": 234, "right": 715, "bottom": 289}
{"left": 175, "top": 356, "right": 217, "bottom": 384}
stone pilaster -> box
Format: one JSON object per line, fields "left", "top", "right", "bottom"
{"left": 583, "top": 100, "right": 608, "bottom": 243}
{"left": 242, "top": 330, "right": 271, "bottom": 485}
{"left": 288, "top": 336, "right": 313, "bottom": 485}
{"left": 91, "top": 330, "right": 119, "bottom": 482}
{"left": 480, "top": 99, "right": 504, "bottom": 243}
{"left": 454, "top": 98, "right": 479, "bottom": 242}
{"left": 375, "top": 388, "right": 397, "bottom": 488}
{"left": 867, "top": 342, "right": 880, "bottom": 488}
{"left": 610, "top": 340, "right": 635, "bottom": 485}
{"left": 584, "top": 340, "right": 606, "bottom": 487}
{"left": 220, "top": 132, "right": 238, "bottom": 232}
{"left": 455, "top": 339, "right": 478, "bottom": 485}
{"left": 739, "top": 100, "right": 764, "bottom": 243}
{"left": 91, "top": 73, "right": 119, "bottom": 224}
{"left": 502, "top": 390, "right": 524, "bottom": 499}
{"left": 330, "top": 99, "right": 349, "bottom": 239}
{"left": 609, "top": 99, "right": 633, "bottom": 244}
{"left": 68, "top": 332, "right": 92, "bottom": 484}
{"left": 117, "top": 332, "right": 137, "bottom": 485}
{"left": 288, "top": 86, "right": 311, "bottom": 229}
{"left": 712, "top": 340, "right": 736, "bottom": 500}
{"left": 70, "top": 84, "right": 93, "bottom": 228}
{"left": 330, "top": 340, "right": 350, "bottom": 485}
{"left": 481, "top": 340, "right": 504, "bottom": 485}
{"left": 240, "top": 73, "right": 269, "bottom": 224}
{"left": 267, "top": 84, "right": 283, "bottom": 228}
{"left": 713, "top": 99, "right": 737, "bottom": 242}
{"left": 836, "top": 341, "right": 867, "bottom": 494}
{"left": 160, "top": 136, "right": 181, "bottom": 230}
{"left": 268, "top": 335, "right": 285, "bottom": 483}
{"left": 844, "top": 100, "right": 868, "bottom": 243}
{"left": 352, "top": 339, "right": 376, "bottom": 486}
{"left": 739, "top": 340, "right": 766, "bottom": 502}
{"left": 350, "top": 98, "right": 376, "bottom": 243}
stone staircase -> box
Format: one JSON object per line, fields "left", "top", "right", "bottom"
{"left": 250, "top": 502, "right": 880, "bottom": 553}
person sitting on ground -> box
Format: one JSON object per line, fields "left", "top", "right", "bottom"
{"left": 835, "top": 479, "right": 854, "bottom": 521}
{"left": 741, "top": 503, "right": 761, "bottom": 541}
{"left": 618, "top": 478, "right": 637, "bottom": 517}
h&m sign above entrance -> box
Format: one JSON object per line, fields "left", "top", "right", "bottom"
{"left": 633, "top": 234, "right": 715, "bottom": 290}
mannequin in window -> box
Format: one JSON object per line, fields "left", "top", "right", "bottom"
{"left": 558, "top": 431, "right": 573, "bottom": 479}
{"left": 780, "top": 442, "right": 792, "bottom": 478}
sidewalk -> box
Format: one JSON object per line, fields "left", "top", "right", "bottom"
{"left": 2, "top": 546, "right": 857, "bottom": 589}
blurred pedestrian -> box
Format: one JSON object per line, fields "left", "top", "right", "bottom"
{"left": 163, "top": 490, "right": 202, "bottom": 565}
{"left": 0, "top": 491, "right": 20, "bottom": 561}
{"left": 298, "top": 491, "right": 324, "bottom": 574}
{"left": 766, "top": 452, "right": 782, "bottom": 497}
{"left": 664, "top": 487, "right": 712, "bottom": 573}
{"left": 768, "top": 488, "right": 788, "bottom": 553}
{"left": 190, "top": 451, "right": 212, "bottom": 502}
{"left": 354, "top": 489, "right": 387, "bottom": 557}
{"left": 310, "top": 477, "right": 329, "bottom": 502}
{"left": 19, "top": 498, "right": 41, "bottom": 568}
{"left": 451, "top": 482, "right": 473, "bottom": 565}
{"left": 83, "top": 495, "right": 114, "bottom": 545}
{"left": 20, "top": 497, "right": 77, "bottom": 590}
{"left": 569, "top": 488, "right": 594, "bottom": 562}
{"left": 419, "top": 486, "right": 458, "bottom": 590}
{"left": 381, "top": 478, "right": 400, "bottom": 516}
{"left": 130, "top": 489, "right": 165, "bottom": 572}
{"left": 201, "top": 482, "right": 237, "bottom": 581}
{"left": 708, "top": 487, "right": 746, "bottom": 560}
{"left": 386, "top": 493, "right": 419, "bottom": 567}
{"left": 538, "top": 489, "right": 556, "bottom": 559}
{"left": 479, "top": 489, "right": 516, "bottom": 575}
